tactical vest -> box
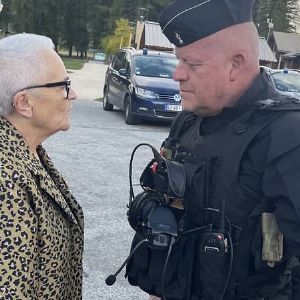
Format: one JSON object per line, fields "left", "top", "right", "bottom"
{"left": 126, "top": 98, "right": 300, "bottom": 300}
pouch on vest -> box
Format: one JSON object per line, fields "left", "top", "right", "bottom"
{"left": 183, "top": 160, "right": 208, "bottom": 214}
{"left": 234, "top": 212, "right": 290, "bottom": 299}
{"left": 189, "top": 230, "right": 231, "bottom": 299}
{"left": 126, "top": 233, "right": 197, "bottom": 300}
{"left": 140, "top": 158, "right": 186, "bottom": 199}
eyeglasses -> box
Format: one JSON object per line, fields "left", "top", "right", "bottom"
{"left": 20, "top": 79, "right": 71, "bottom": 99}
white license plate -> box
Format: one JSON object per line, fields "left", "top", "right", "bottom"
{"left": 165, "top": 104, "right": 182, "bottom": 112}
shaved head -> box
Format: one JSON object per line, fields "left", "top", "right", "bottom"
{"left": 173, "top": 22, "right": 260, "bottom": 115}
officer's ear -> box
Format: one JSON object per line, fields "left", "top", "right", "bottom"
{"left": 229, "top": 53, "right": 246, "bottom": 82}
{"left": 12, "top": 91, "right": 34, "bottom": 118}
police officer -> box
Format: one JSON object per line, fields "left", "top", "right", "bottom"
{"left": 126, "top": 0, "right": 300, "bottom": 299}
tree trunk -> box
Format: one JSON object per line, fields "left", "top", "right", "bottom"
{"left": 68, "top": 44, "right": 73, "bottom": 57}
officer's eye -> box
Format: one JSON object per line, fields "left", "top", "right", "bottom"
{"left": 181, "top": 59, "right": 205, "bottom": 71}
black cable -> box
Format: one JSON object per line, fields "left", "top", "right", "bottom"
{"left": 182, "top": 225, "right": 208, "bottom": 235}
{"left": 218, "top": 228, "right": 234, "bottom": 300}
{"left": 161, "top": 237, "right": 175, "bottom": 300}
{"left": 128, "top": 143, "right": 160, "bottom": 208}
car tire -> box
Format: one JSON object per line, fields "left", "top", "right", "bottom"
{"left": 103, "top": 88, "right": 113, "bottom": 111}
{"left": 124, "top": 96, "right": 137, "bottom": 125}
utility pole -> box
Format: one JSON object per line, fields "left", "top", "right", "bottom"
{"left": 266, "top": 18, "right": 274, "bottom": 41}
{"left": 128, "top": 21, "right": 135, "bottom": 47}
{"left": 147, "top": 0, "right": 150, "bottom": 18}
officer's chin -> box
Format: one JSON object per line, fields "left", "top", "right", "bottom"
{"left": 183, "top": 104, "right": 221, "bottom": 116}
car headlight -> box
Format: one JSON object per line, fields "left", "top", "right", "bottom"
{"left": 135, "top": 87, "right": 158, "bottom": 100}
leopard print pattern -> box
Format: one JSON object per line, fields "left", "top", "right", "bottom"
{"left": 0, "top": 117, "right": 84, "bottom": 299}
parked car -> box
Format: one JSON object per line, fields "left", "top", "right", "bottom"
{"left": 268, "top": 68, "right": 300, "bottom": 100}
{"left": 95, "top": 52, "right": 106, "bottom": 61}
{"left": 103, "top": 47, "right": 181, "bottom": 124}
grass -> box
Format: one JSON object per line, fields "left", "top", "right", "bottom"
{"left": 61, "top": 57, "right": 87, "bottom": 70}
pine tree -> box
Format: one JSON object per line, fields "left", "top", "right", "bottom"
{"left": 10, "top": 0, "right": 34, "bottom": 33}
{"left": 87, "top": 0, "right": 111, "bottom": 49}
{"left": 147, "top": 0, "right": 173, "bottom": 22}
{"left": 62, "top": 0, "right": 89, "bottom": 57}
{"left": 0, "top": 0, "right": 13, "bottom": 34}
{"left": 253, "top": 0, "right": 299, "bottom": 38}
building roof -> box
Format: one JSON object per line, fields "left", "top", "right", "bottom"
{"left": 272, "top": 31, "right": 300, "bottom": 53}
{"left": 259, "top": 37, "right": 277, "bottom": 62}
{"left": 144, "top": 21, "right": 174, "bottom": 50}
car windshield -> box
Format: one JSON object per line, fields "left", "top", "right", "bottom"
{"left": 271, "top": 72, "right": 300, "bottom": 93}
{"left": 134, "top": 55, "right": 178, "bottom": 78}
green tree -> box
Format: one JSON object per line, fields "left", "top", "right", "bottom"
{"left": 10, "top": 0, "right": 34, "bottom": 33}
{"left": 31, "top": 0, "right": 62, "bottom": 50}
{"left": 62, "top": 0, "right": 89, "bottom": 57}
{"left": 102, "top": 18, "right": 131, "bottom": 54}
{"left": 10, "top": 0, "right": 62, "bottom": 50}
{"left": 0, "top": 0, "right": 13, "bottom": 34}
{"left": 87, "top": 0, "right": 111, "bottom": 48}
{"left": 253, "top": 0, "right": 299, "bottom": 37}
{"left": 122, "top": 0, "right": 144, "bottom": 22}
{"left": 147, "top": 0, "right": 173, "bottom": 21}
{"left": 74, "top": 0, "right": 89, "bottom": 57}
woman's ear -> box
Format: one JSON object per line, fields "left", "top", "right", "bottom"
{"left": 12, "top": 91, "right": 34, "bottom": 118}
{"left": 229, "top": 53, "right": 246, "bottom": 82}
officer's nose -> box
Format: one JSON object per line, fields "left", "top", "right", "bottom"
{"left": 173, "top": 61, "right": 189, "bottom": 82}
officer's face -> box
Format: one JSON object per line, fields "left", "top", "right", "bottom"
{"left": 173, "top": 35, "right": 234, "bottom": 116}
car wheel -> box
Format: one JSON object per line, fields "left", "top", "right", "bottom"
{"left": 124, "top": 96, "right": 137, "bottom": 125}
{"left": 103, "top": 88, "right": 113, "bottom": 111}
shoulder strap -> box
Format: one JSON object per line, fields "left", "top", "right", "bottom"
{"left": 161, "top": 112, "right": 197, "bottom": 158}
{"left": 168, "top": 111, "right": 197, "bottom": 140}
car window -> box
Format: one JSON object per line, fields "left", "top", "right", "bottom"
{"left": 271, "top": 72, "right": 300, "bottom": 93}
{"left": 112, "top": 52, "right": 126, "bottom": 71}
{"left": 134, "top": 55, "right": 178, "bottom": 78}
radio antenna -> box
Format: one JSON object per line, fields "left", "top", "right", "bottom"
{"left": 220, "top": 199, "right": 226, "bottom": 232}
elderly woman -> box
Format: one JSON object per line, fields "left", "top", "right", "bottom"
{"left": 0, "top": 33, "right": 84, "bottom": 299}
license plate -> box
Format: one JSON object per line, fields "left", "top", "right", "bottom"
{"left": 165, "top": 104, "right": 182, "bottom": 112}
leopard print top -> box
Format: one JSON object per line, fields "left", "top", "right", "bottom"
{"left": 0, "top": 117, "right": 84, "bottom": 299}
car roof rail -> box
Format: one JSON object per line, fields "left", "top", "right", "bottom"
{"left": 278, "top": 68, "right": 300, "bottom": 74}
{"left": 121, "top": 47, "right": 136, "bottom": 51}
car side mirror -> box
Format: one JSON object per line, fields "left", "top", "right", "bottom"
{"left": 118, "top": 68, "right": 128, "bottom": 76}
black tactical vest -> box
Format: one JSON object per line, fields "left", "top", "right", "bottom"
{"left": 126, "top": 97, "right": 300, "bottom": 300}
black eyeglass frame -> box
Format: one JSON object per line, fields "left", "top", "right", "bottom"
{"left": 20, "top": 79, "right": 71, "bottom": 99}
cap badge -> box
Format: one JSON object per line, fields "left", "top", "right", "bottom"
{"left": 175, "top": 32, "right": 183, "bottom": 45}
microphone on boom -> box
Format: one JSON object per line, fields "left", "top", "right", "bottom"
{"left": 105, "top": 239, "right": 147, "bottom": 286}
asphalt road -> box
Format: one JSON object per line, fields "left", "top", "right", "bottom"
{"left": 68, "top": 60, "right": 107, "bottom": 101}
{"left": 43, "top": 61, "right": 171, "bottom": 299}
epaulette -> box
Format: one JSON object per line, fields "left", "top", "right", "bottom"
{"left": 255, "top": 95, "right": 300, "bottom": 111}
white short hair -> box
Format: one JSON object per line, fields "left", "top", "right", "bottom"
{"left": 0, "top": 33, "right": 55, "bottom": 116}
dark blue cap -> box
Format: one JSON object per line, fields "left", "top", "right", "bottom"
{"left": 159, "top": 0, "right": 255, "bottom": 47}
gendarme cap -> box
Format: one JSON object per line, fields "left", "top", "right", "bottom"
{"left": 159, "top": 0, "right": 255, "bottom": 47}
